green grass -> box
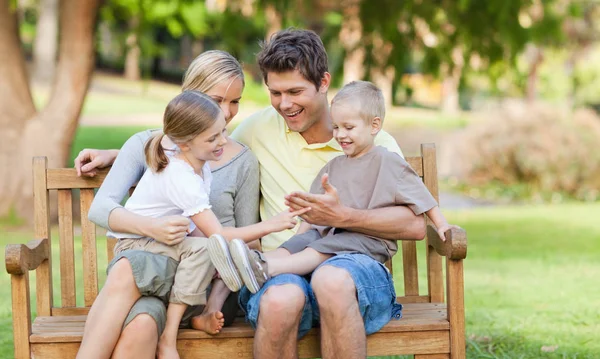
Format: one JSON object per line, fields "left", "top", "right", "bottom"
{"left": 1, "top": 204, "right": 598, "bottom": 358}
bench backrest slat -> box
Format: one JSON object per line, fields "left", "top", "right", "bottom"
{"left": 57, "top": 189, "right": 77, "bottom": 307}
{"left": 422, "top": 144, "right": 444, "bottom": 303}
{"left": 80, "top": 189, "right": 99, "bottom": 306}
{"left": 33, "top": 157, "right": 53, "bottom": 317}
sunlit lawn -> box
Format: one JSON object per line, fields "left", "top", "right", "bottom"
{"left": 1, "top": 204, "right": 599, "bottom": 358}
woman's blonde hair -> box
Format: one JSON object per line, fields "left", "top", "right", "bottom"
{"left": 182, "top": 50, "right": 245, "bottom": 93}
{"left": 145, "top": 91, "right": 222, "bottom": 173}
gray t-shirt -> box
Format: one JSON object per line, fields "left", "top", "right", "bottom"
{"left": 309, "top": 145, "right": 438, "bottom": 258}
{"left": 88, "top": 130, "right": 260, "bottom": 230}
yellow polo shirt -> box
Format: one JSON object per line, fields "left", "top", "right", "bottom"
{"left": 231, "top": 106, "right": 403, "bottom": 251}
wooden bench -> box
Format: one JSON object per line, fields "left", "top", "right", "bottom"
{"left": 6, "top": 143, "right": 468, "bottom": 358}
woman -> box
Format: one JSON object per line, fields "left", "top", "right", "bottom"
{"left": 75, "top": 50, "right": 259, "bottom": 359}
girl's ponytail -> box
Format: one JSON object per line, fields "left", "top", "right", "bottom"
{"left": 144, "top": 133, "right": 169, "bottom": 173}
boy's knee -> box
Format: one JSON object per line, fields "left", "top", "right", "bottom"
{"left": 312, "top": 266, "right": 355, "bottom": 302}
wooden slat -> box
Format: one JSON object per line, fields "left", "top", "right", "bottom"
{"left": 416, "top": 354, "right": 450, "bottom": 359}
{"left": 422, "top": 144, "right": 445, "bottom": 303}
{"left": 5, "top": 238, "right": 49, "bottom": 275}
{"left": 58, "top": 190, "right": 76, "bottom": 307}
{"left": 447, "top": 260, "right": 466, "bottom": 359}
{"left": 80, "top": 189, "right": 98, "bottom": 306}
{"left": 397, "top": 295, "right": 431, "bottom": 304}
{"left": 406, "top": 156, "right": 423, "bottom": 176}
{"left": 46, "top": 168, "right": 109, "bottom": 189}
{"left": 107, "top": 237, "right": 117, "bottom": 263}
{"left": 52, "top": 307, "right": 90, "bottom": 316}
{"left": 402, "top": 240, "right": 419, "bottom": 296}
{"left": 11, "top": 273, "right": 32, "bottom": 359}
{"left": 33, "top": 157, "right": 53, "bottom": 317}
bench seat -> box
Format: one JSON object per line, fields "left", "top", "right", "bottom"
{"left": 30, "top": 303, "right": 451, "bottom": 358}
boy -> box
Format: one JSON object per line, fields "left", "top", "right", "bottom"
{"left": 210, "top": 80, "right": 459, "bottom": 294}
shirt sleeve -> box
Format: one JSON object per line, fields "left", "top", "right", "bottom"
{"left": 233, "top": 150, "right": 260, "bottom": 227}
{"left": 88, "top": 130, "right": 152, "bottom": 230}
{"left": 163, "top": 163, "right": 212, "bottom": 217}
{"left": 394, "top": 157, "right": 438, "bottom": 215}
{"left": 374, "top": 129, "right": 404, "bottom": 158}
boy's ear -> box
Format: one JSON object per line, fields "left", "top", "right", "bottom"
{"left": 371, "top": 117, "right": 382, "bottom": 135}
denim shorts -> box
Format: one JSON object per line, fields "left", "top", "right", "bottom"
{"left": 238, "top": 253, "right": 403, "bottom": 338}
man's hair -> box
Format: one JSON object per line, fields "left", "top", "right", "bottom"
{"left": 257, "top": 28, "right": 328, "bottom": 90}
{"left": 331, "top": 81, "right": 386, "bottom": 123}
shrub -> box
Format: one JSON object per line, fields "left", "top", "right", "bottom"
{"left": 452, "top": 104, "right": 600, "bottom": 201}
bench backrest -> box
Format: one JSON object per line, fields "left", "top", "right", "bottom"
{"left": 32, "top": 143, "right": 443, "bottom": 316}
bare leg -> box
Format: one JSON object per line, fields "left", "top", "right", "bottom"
{"left": 312, "top": 265, "right": 366, "bottom": 359}
{"left": 191, "top": 279, "right": 227, "bottom": 334}
{"left": 267, "top": 248, "right": 331, "bottom": 277}
{"left": 157, "top": 303, "right": 187, "bottom": 359}
{"left": 262, "top": 247, "right": 292, "bottom": 260}
{"left": 254, "top": 284, "right": 305, "bottom": 359}
{"left": 112, "top": 314, "right": 158, "bottom": 359}
{"left": 76, "top": 259, "right": 141, "bottom": 359}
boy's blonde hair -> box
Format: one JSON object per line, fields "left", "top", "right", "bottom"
{"left": 331, "top": 81, "right": 385, "bottom": 123}
{"left": 182, "top": 50, "right": 245, "bottom": 93}
{"left": 145, "top": 91, "right": 222, "bottom": 173}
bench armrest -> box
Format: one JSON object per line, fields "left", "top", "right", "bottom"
{"left": 5, "top": 238, "right": 50, "bottom": 275}
{"left": 427, "top": 224, "right": 467, "bottom": 260}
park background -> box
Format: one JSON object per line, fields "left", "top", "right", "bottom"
{"left": 1, "top": 0, "right": 599, "bottom": 358}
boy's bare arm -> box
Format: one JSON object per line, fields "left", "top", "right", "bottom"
{"left": 425, "top": 206, "right": 461, "bottom": 241}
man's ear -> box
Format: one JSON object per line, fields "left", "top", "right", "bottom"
{"left": 319, "top": 72, "right": 331, "bottom": 94}
{"left": 371, "top": 117, "right": 382, "bottom": 135}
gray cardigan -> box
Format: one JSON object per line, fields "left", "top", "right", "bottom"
{"left": 88, "top": 130, "right": 260, "bottom": 230}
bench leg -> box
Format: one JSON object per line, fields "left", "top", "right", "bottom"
{"left": 415, "top": 354, "right": 450, "bottom": 359}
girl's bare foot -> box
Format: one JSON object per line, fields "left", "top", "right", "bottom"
{"left": 191, "top": 311, "right": 225, "bottom": 334}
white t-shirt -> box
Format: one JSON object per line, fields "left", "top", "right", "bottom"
{"left": 107, "top": 155, "right": 212, "bottom": 239}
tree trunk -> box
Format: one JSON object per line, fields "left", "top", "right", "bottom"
{"left": 32, "top": 0, "right": 58, "bottom": 83}
{"left": 369, "top": 33, "right": 394, "bottom": 107}
{"left": 124, "top": 17, "right": 141, "bottom": 81}
{"left": 440, "top": 47, "right": 464, "bottom": 114}
{"left": 265, "top": 3, "right": 281, "bottom": 41}
{"left": 0, "top": 0, "right": 101, "bottom": 218}
{"left": 339, "top": 0, "right": 365, "bottom": 84}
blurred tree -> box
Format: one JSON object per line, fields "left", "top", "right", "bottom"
{"left": 32, "top": 0, "right": 58, "bottom": 82}
{"left": 0, "top": 0, "right": 101, "bottom": 218}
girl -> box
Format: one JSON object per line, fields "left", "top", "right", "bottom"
{"left": 103, "top": 90, "right": 305, "bottom": 359}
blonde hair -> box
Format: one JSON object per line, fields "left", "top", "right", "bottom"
{"left": 145, "top": 91, "right": 222, "bottom": 173}
{"left": 331, "top": 81, "right": 386, "bottom": 124}
{"left": 182, "top": 50, "right": 245, "bottom": 93}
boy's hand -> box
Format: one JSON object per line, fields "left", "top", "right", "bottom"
{"left": 285, "top": 173, "right": 342, "bottom": 226}
{"left": 436, "top": 223, "right": 462, "bottom": 242}
{"left": 268, "top": 207, "right": 311, "bottom": 232}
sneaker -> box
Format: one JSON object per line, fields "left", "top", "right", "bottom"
{"left": 229, "top": 239, "right": 271, "bottom": 294}
{"left": 207, "top": 234, "right": 243, "bottom": 292}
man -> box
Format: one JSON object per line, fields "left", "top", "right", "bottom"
{"left": 230, "top": 28, "right": 424, "bottom": 358}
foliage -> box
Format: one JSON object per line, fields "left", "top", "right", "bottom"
{"left": 452, "top": 104, "right": 600, "bottom": 202}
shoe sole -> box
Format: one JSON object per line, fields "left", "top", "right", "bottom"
{"left": 207, "top": 234, "right": 243, "bottom": 292}
{"left": 229, "top": 239, "right": 261, "bottom": 294}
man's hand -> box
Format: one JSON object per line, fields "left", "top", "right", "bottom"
{"left": 147, "top": 215, "right": 190, "bottom": 246}
{"left": 284, "top": 173, "right": 344, "bottom": 227}
{"left": 74, "top": 149, "right": 119, "bottom": 177}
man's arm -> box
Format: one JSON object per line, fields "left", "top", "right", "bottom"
{"left": 285, "top": 174, "right": 426, "bottom": 240}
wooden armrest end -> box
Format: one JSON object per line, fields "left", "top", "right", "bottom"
{"left": 5, "top": 238, "right": 50, "bottom": 275}
{"left": 427, "top": 225, "right": 467, "bottom": 260}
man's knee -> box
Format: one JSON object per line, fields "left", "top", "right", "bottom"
{"left": 122, "top": 314, "right": 158, "bottom": 341}
{"left": 259, "top": 284, "right": 305, "bottom": 321}
{"left": 312, "top": 266, "right": 356, "bottom": 305}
